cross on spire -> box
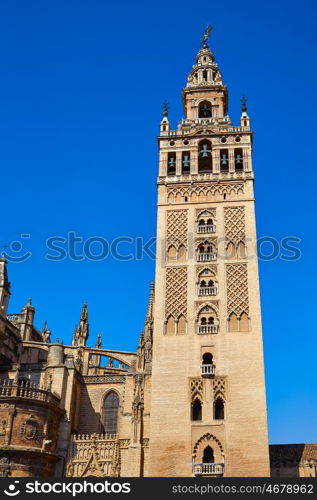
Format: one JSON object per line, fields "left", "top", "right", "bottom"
{"left": 240, "top": 95, "right": 248, "bottom": 113}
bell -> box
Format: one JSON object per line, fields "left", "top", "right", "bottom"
{"left": 220, "top": 154, "right": 228, "bottom": 165}
{"left": 182, "top": 155, "right": 190, "bottom": 167}
{"left": 199, "top": 144, "right": 211, "bottom": 158}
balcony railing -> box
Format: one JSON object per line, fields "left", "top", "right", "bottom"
{"left": 198, "top": 286, "right": 217, "bottom": 296}
{"left": 0, "top": 380, "right": 60, "bottom": 407}
{"left": 197, "top": 325, "right": 219, "bottom": 334}
{"left": 196, "top": 225, "right": 216, "bottom": 234}
{"left": 201, "top": 364, "right": 216, "bottom": 377}
{"left": 6, "top": 314, "right": 20, "bottom": 322}
{"left": 193, "top": 463, "right": 224, "bottom": 476}
{"left": 197, "top": 253, "right": 217, "bottom": 262}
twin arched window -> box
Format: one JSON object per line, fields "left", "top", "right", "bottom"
{"left": 103, "top": 391, "right": 119, "bottom": 434}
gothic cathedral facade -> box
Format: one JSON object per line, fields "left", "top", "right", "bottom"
{"left": 0, "top": 32, "right": 315, "bottom": 478}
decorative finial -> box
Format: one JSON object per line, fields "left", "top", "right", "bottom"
{"left": 27, "top": 297, "right": 32, "bottom": 306}
{"left": 42, "top": 320, "right": 47, "bottom": 333}
{"left": 240, "top": 95, "right": 248, "bottom": 113}
{"left": 96, "top": 332, "right": 102, "bottom": 349}
{"left": 162, "top": 100, "right": 169, "bottom": 118}
{"left": 202, "top": 25, "right": 212, "bottom": 48}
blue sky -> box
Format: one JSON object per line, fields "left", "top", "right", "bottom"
{"left": 1, "top": 0, "right": 316, "bottom": 444}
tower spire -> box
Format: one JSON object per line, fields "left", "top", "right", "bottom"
{"left": 160, "top": 101, "right": 170, "bottom": 134}
{"left": 145, "top": 281, "right": 155, "bottom": 326}
{"left": 72, "top": 302, "right": 89, "bottom": 347}
{"left": 0, "top": 254, "right": 10, "bottom": 315}
{"left": 96, "top": 332, "right": 102, "bottom": 349}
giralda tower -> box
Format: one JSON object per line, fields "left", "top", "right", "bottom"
{"left": 148, "top": 27, "right": 270, "bottom": 477}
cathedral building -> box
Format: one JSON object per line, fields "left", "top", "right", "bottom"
{"left": 0, "top": 28, "right": 316, "bottom": 478}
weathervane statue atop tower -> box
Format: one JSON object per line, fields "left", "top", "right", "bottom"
{"left": 202, "top": 25, "right": 212, "bottom": 48}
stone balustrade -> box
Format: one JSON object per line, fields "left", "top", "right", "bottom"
{"left": 193, "top": 462, "right": 224, "bottom": 475}
{"left": 0, "top": 379, "right": 60, "bottom": 406}
{"left": 201, "top": 364, "right": 216, "bottom": 376}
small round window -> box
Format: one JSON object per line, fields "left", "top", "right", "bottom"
{"left": 221, "top": 136, "right": 227, "bottom": 144}
{"left": 169, "top": 140, "right": 175, "bottom": 146}
{"left": 235, "top": 136, "right": 241, "bottom": 143}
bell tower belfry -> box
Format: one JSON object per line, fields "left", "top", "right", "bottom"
{"left": 148, "top": 27, "right": 270, "bottom": 477}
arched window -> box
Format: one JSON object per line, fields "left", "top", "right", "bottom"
{"left": 239, "top": 312, "right": 249, "bottom": 332}
{"left": 220, "top": 149, "right": 229, "bottom": 172}
{"left": 196, "top": 212, "right": 215, "bottom": 234}
{"left": 182, "top": 152, "right": 190, "bottom": 174}
{"left": 192, "top": 399, "right": 202, "bottom": 421}
{"left": 103, "top": 391, "right": 119, "bottom": 433}
{"left": 166, "top": 316, "right": 175, "bottom": 335}
{"left": 196, "top": 241, "right": 216, "bottom": 261}
{"left": 234, "top": 148, "right": 243, "bottom": 171}
{"left": 203, "top": 446, "right": 214, "bottom": 464}
{"left": 197, "top": 268, "right": 218, "bottom": 296}
{"left": 199, "top": 101, "right": 212, "bottom": 118}
{"left": 167, "top": 245, "right": 177, "bottom": 263}
{"left": 177, "top": 315, "right": 186, "bottom": 335}
{"left": 197, "top": 306, "right": 219, "bottom": 334}
{"left": 214, "top": 397, "right": 224, "bottom": 420}
{"left": 198, "top": 140, "right": 212, "bottom": 173}
{"left": 201, "top": 352, "right": 215, "bottom": 377}
{"left": 167, "top": 153, "right": 176, "bottom": 175}
{"left": 202, "top": 353, "right": 213, "bottom": 365}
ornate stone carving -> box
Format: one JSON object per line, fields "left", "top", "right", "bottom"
{"left": 67, "top": 434, "right": 120, "bottom": 478}
{"left": 20, "top": 415, "right": 38, "bottom": 441}
{"left": 195, "top": 265, "right": 217, "bottom": 278}
{"left": 190, "top": 379, "right": 203, "bottom": 401}
{"left": 196, "top": 208, "right": 216, "bottom": 218}
{"left": 213, "top": 377, "right": 226, "bottom": 400}
{"left": 0, "top": 418, "right": 6, "bottom": 435}
{"left": 226, "top": 263, "right": 249, "bottom": 317}
{"left": 165, "top": 267, "right": 187, "bottom": 319}
{"left": 119, "top": 439, "right": 130, "bottom": 449}
{"left": 167, "top": 183, "right": 244, "bottom": 204}
{"left": 83, "top": 375, "right": 125, "bottom": 384}
{"left": 224, "top": 206, "right": 246, "bottom": 245}
{"left": 166, "top": 210, "right": 188, "bottom": 248}
{"left": 193, "top": 433, "right": 224, "bottom": 457}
